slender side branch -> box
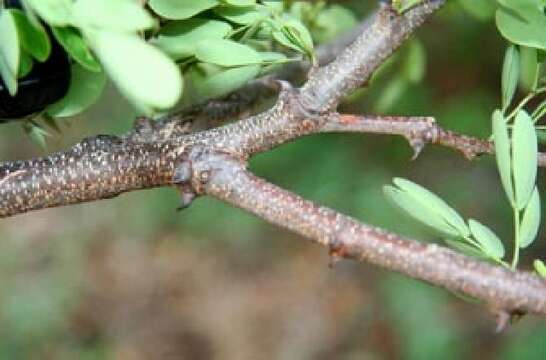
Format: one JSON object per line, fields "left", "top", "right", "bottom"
{"left": 192, "top": 154, "right": 546, "bottom": 317}
{"left": 322, "top": 114, "right": 546, "bottom": 165}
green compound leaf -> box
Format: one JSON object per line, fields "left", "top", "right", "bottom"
{"left": 88, "top": 30, "right": 183, "bottom": 113}
{"left": 149, "top": 0, "right": 219, "bottom": 20}
{"left": 71, "top": 0, "right": 156, "bottom": 32}
{"left": 0, "top": 9, "right": 20, "bottom": 96}
{"left": 501, "top": 45, "right": 519, "bottom": 110}
{"left": 519, "top": 187, "right": 541, "bottom": 248}
{"left": 512, "top": 110, "right": 538, "bottom": 210}
{"left": 46, "top": 64, "right": 107, "bottom": 118}
{"left": 11, "top": 9, "right": 51, "bottom": 62}
{"left": 195, "top": 38, "right": 261, "bottom": 66}
{"left": 26, "top": 0, "right": 73, "bottom": 26}
{"left": 393, "top": 178, "right": 470, "bottom": 237}
{"left": 468, "top": 219, "right": 505, "bottom": 260}
{"left": 383, "top": 185, "right": 461, "bottom": 237}
{"left": 534, "top": 259, "right": 546, "bottom": 278}
{"left": 153, "top": 19, "right": 232, "bottom": 60}
{"left": 52, "top": 26, "right": 101, "bottom": 72}
{"left": 496, "top": 0, "right": 546, "bottom": 50}
{"left": 492, "top": 110, "right": 515, "bottom": 204}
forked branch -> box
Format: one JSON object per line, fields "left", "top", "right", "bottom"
{"left": 1, "top": 1, "right": 545, "bottom": 321}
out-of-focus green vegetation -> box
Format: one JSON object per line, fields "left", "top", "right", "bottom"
{"left": 0, "top": 1, "right": 545, "bottom": 359}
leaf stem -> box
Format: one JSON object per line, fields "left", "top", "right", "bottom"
{"left": 506, "top": 86, "right": 546, "bottom": 121}
{"left": 511, "top": 208, "right": 520, "bottom": 269}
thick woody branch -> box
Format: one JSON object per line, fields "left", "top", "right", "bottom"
{"left": 191, "top": 153, "right": 546, "bottom": 318}
{"left": 3, "top": 0, "right": 545, "bottom": 323}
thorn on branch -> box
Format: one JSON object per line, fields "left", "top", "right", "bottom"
{"left": 173, "top": 157, "right": 197, "bottom": 211}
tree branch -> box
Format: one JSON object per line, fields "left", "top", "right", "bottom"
{"left": 189, "top": 152, "right": 546, "bottom": 319}
{"left": 322, "top": 114, "right": 546, "bottom": 165}
{"left": 2, "top": 0, "right": 545, "bottom": 324}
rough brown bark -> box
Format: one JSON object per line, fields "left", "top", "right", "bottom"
{"left": 1, "top": 1, "right": 545, "bottom": 322}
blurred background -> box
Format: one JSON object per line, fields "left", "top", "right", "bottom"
{"left": 0, "top": 1, "right": 545, "bottom": 359}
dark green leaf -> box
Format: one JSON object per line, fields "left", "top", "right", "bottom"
{"left": 52, "top": 26, "right": 101, "bottom": 72}
{"left": 18, "top": 51, "right": 33, "bottom": 78}
{"left": 11, "top": 9, "right": 50, "bottom": 62}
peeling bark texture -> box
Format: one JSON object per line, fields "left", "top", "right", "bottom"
{"left": 1, "top": 1, "right": 546, "bottom": 319}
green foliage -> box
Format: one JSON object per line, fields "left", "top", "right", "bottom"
{"left": 384, "top": 0, "right": 546, "bottom": 272}
{"left": 492, "top": 110, "right": 515, "bottom": 204}
{"left": 1, "top": 0, "right": 352, "bottom": 120}
{"left": 496, "top": 0, "right": 546, "bottom": 50}
{"left": 46, "top": 64, "right": 107, "bottom": 118}
{"left": 0, "top": 9, "right": 20, "bottom": 95}
{"left": 512, "top": 110, "right": 538, "bottom": 210}
{"left": 384, "top": 178, "right": 506, "bottom": 264}
{"left": 152, "top": 18, "right": 232, "bottom": 60}
{"left": 51, "top": 26, "right": 101, "bottom": 72}
{"left": 501, "top": 45, "right": 519, "bottom": 111}
{"left": 148, "top": 0, "right": 220, "bottom": 20}
{"left": 519, "top": 187, "right": 540, "bottom": 248}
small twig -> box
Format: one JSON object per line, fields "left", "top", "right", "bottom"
{"left": 321, "top": 114, "right": 546, "bottom": 166}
